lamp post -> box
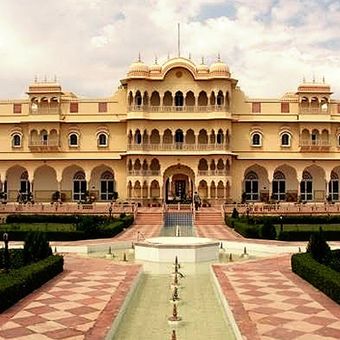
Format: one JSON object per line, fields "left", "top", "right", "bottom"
{"left": 279, "top": 215, "right": 283, "bottom": 233}
{"left": 3, "top": 232, "right": 9, "bottom": 273}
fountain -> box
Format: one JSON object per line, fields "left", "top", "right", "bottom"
{"left": 129, "top": 242, "right": 135, "bottom": 254}
{"left": 175, "top": 225, "right": 181, "bottom": 237}
{"left": 171, "top": 273, "right": 180, "bottom": 289}
{"left": 171, "top": 329, "right": 177, "bottom": 340}
{"left": 168, "top": 304, "right": 182, "bottom": 325}
{"left": 106, "top": 246, "right": 113, "bottom": 259}
{"left": 240, "top": 246, "right": 249, "bottom": 259}
{"left": 170, "top": 287, "right": 181, "bottom": 304}
{"left": 229, "top": 253, "right": 233, "bottom": 262}
{"left": 134, "top": 237, "right": 220, "bottom": 262}
{"left": 123, "top": 252, "right": 127, "bottom": 261}
{"left": 219, "top": 242, "right": 225, "bottom": 254}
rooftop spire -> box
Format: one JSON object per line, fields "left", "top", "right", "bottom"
{"left": 323, "top": 75, "right": 325, "bottom": 83}
{"left": 138, "top": 52, "right": 141, "bottom": 62}
{"left": 177, "top": 23, "right": 181, "bottom": 57}
{"left": 201, "top": 56, "right": 205, "bottom": 64}
{"left": 154, "top": 55, "right": 158, "bottom": 64}
{"left": 188, "top": 52, "right": 192, "bottom": 60}
{"left": 217, "top": 52, "right": 221, "bottom": 62}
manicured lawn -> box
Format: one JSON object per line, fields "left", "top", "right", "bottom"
{"left": 0, "top": 223, "right": 76, "bottom": 232}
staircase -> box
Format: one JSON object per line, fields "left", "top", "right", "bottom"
{"left": 134, "top": 211, "right": 163, "bottom": 225}
{"left": 195, "top": 209, "right": 224, "bottom": 226}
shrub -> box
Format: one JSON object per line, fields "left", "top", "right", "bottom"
{"left": 23, "top": 232, "right": 52, "bottom": 264}
{"left": 0, "top": 255, "right": 63, "bottom": 312}
{"left": 226, "top": 217, "right": 260, "bottom": 238}
{"left": 0, "top": 249, "right": 25, "bottom": 269}
{"left": 278, "top": 230, "right": 340, "bottom": 241}
{"left": 231, "top": 208, "right": 239, "bottom": 219}
{"left": 328, "top": 249, "right": 340, "bottom": 272}
{"left": 260, "top": 220, "right": 277, "bottom": 240}
{"left": 291, "top": 252, "right": 340, "bottom": 304}
{"left": 306, "top": 228, "right": 331, "bottom": 264}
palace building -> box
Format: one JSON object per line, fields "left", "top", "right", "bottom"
{"left": 0, "top": 56, "right": 340, "bottom": 205}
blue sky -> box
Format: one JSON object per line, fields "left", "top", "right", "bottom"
{"left": 0, "top": 0, "right": 339, "bottom": 98}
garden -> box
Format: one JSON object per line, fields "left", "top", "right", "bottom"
{"left": 292, "top": 229, "right": 340, "bottom": 304}
{"left": 226, "top": 208, "right": 340, "bottom": 241}
{"left": 0, "top": 231, "right": 64, "bottom": 312}
{"left": 0, "top": 213, "right": 134, "bottom": 241}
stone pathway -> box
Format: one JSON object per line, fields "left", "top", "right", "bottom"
{"left": 213, "top": 255, "right": 340, "bottom": 340}
{"left": 195, "top": 223, "right": 242, "bottom": 240}
{"left": 0, "top": 255, "right": 141, "bottom": 340}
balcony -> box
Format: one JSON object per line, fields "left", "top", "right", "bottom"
{"left": 197, "top": 170, "right": 230, "bottom": 176}
{"left": 29, "top": 140, "right": 60, "bottom": 151}
{"left": 300, "top": 139, "right": 331, "bottom": 151}
{"left": 299, "top": 107, "right": 330, "bottom": 114}
{"left": 127, "top": 170, "right": 161, "bottom": 176}
{"left": 128, "top": 105, "right": 229, "bottom": 113}
{"left": 31, "top": 107, "right": 61, "bottom": 115}
{"left": 127, "top": 143, "right": 229, "bottom": 152}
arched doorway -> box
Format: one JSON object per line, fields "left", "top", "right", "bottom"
{"left": 73, "top": 171, "right": 86, "bottom": 201}
{"left": 163, "top": 164, "right": 195, "bottom": 203}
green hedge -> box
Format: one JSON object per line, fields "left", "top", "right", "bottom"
{"left": 291, "top": 252, "right": 340, "bottom": 304}
{"left": 279, "top": 230, "right": 340, "bottom": 241}
{"left": 2, "top": 215, "right": 134, "bottom": 241}
{"left": 248, "top": 215, "right": 340, "bottom": 225}
{"left": 0, "top": 249, "right": 25, "bottom": 269}
{"left": 0, "top": 255, "right": 64, "bottom": 312}
{"left": 6, "top": 214, "right": 78, "bottom": 224}
{"left": 225, "top": 217, "right": 260, "bottom": 238}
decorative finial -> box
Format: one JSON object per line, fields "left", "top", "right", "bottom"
{"left": 167, "top": 52, "right": 170, "bottom": 60}
{"left": 138, "top": 52, "right": 141, "bottom": 62}
{"left": 323, "top": 75, "right": 325, "bottom": 83}
{"left": 44, "top": 75, "right": 47, "bottom": 82}
{"left": 313, "top": 73, "right": 315, "bottom": 83}
{"left": 154, "top": 55, "right": 158, "bottom": 65}
{"left": 177, "top": 23, "right": 181, "bottom": 57}
{"left": 188, "top": 52, "right": 192, "bottom": 60}
{"left": 303, "top": 75, "right": 306, "bottom": 83}
{"left": 54, "top": 75, "right": 57, "bottom": 82}
{"left": 34, "top": 75, "right": 38, "bottom": 83}
{"left": 217, "top": 52, "right": 221, "bottom": 62}
{"left": 201, "top": 56, "right": 205, "bottom": 65}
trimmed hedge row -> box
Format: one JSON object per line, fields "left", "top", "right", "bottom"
{"left": 0, "top": 249, "right": 25, "bottom": 269}
{"left": 291, "top": 252, "right": 340, "bottom": 304}
{"left": 279, "top": 230, "right": 340, "bottom": 241}
{"left": 0, "top": 255, "right": 64, "bottom": 312}
{"left": 6, "top": 214, "right": 79, "bottom": 224}
{"left": 2, "top": 215, "right": 134, "bottom": 241}
{"left": 225, "top": 217, "right": 260, "bottom": 238}
{"left": 248, "top": 215, "right": 340, "bottom": 225}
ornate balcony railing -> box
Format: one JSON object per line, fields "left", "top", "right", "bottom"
{"left": 300, "top": 139, "right": 331, "bottom": 151}
{"left": 128, "top": 105, "right": 229, "bottom": 113}
{"left": 31, "top": 107, "right": 60, "bottom": 115}
{"left": 197, "top": 170, "right": 230, "bottom": 176}
{"left": 299, "top": 107, "right": 330, "bottom": 114}
{"left": 127, "top": 170, "right": 161, "bottom": 176}
{"left": 127, "top": 143, "right": 229, "bottom": 151}
{"left": 29, "top": 140, "right": 60, "bottom": 151}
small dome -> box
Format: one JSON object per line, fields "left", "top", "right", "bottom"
{"left": 149, "top": 60, "right": 161, "bottom": 74}
{"left": 197, "top": 60, "right": 209, "bottom": 74}
{"left": 209, "top": 58, "right": 230, "bottom": 77}
{"left": 128, "top": 60, "right": 149, "bottom": 77}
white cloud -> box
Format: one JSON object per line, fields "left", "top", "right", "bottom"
{"left": 0, "top": 0, "right": 339, "bottom": 99}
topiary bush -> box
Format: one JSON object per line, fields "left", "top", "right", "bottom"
{"left": 306, "top": 228, "right": 331, "bottom": 264}
{"left": 23, "top": 232, "right": 52, "bottom": 264}
{"left": 231, "top": 208, "right": 239, "bottom": 219}
{"left": 260, "top": 220, "right": 277, "bottom": 240}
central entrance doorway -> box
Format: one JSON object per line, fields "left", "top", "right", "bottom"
{"left": 163, "top": 164, "right": 195, "bottom": 203}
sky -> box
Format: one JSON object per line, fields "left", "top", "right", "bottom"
{"left": 0, "top": 0, "right": 340, "bottom": 99}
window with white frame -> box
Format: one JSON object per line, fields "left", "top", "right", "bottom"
{"left": 280, "top": 132, "right": 291, "bottom": 147}
{"left": 12, "top": 134, "right": 22, "bottom": 147}
{"left": 69, "top": 133, "right": 79, "bottom": 147}
{"left": 251, "top": 132, "right": 262, "bottom": 146}
{"left": 98, "top": 133, "right": 108, "bottom": 147}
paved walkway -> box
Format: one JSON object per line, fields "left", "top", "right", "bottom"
{"left": 213, "top": 255, "right": 340, "bottom": 340}
{"left": 195, "top": 223, "right": 243, "bottom": 240}
{"left": 0, "top": 255, "right": 141, "bottom": 340}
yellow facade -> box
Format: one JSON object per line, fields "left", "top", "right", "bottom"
{"left": 1, "top": 57, "right": 340, "bottom": 204}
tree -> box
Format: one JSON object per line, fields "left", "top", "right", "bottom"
{"left": 23, "top": 232, "right": 52, "bottom": 264}
{"left": 260, "top": 220, "right": 277, "bottom": 240}
{"left": 306, "top": 227, "right": 331, "bottom": 263}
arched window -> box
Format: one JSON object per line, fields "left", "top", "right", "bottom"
{"left": 98, "top": 133, "right": 108, "bottom": 147}
{"left": 281, "top": 133, "right": 291, "bottom": 147}
{"left": 217, "top": 129, "right": 224, "bottom": 144}
{"left": 338, "top": 135, "right": 340, "bottom": 147}
{"left": 12, "top": 134, "right": 22, "bottom": 147}
{"left": 100, "top": 171, "right": 115, "bottom": 200}
{"left": 251, "top": 132, "right": 262, "bottom": 146}
{"left": 329, "top": 171, "right": 339, "bottom": 201}
{"left": 175, "top": 129, "right": 184, "bottom": 143}
{"left": 135, "top": 91, "right": 142, "bottom": 106}
{"left": 217, "top": 91, "right": 224, "bottom": 106}
{"left": 175, "top": 91, "right": 184, "bottom": 107}
{"left": 20, "top": 171, "right": 30, "bottom": 197}
{"left": 69, "top": 133, "right": 79, "bottom": 147}
{"left": 135, "top": 130, "right": 142, "bottom": 144}
{"left": 300, "top": 171, "right": 313, "bottom": 201}
{"left": 73, "top": 171, "right": 86, "bottom": 201}
{"left": 244, "top": 171, "right": 259, "bottom": 201}
{"left": 272, "top": 171, "right": 286, "bottom": 201}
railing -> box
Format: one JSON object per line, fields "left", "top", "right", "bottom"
{"left": 128, "top": 105, "right": 230, "bottom": 113}
{"left": 299, "top": 107, "right": 330, "bottom": 114}
{"left": 300, "top": 139, "right": 331, "bottom": 150}
{"left": 31, "top": 107, "right": 60, "bottom": 115}
{"left": 0, "top": 202, "right": 136, "bottom": 215}
{"left": 29, "top": 140, "right": 60, "bottom": 147}
{"left": 127, "top": 143, "right": 229, "bottom": 151}
{"left": 127, "top": 170, "right": 161, "bottom": 176}
{"left": 197, "top": 170, "right": 230, "bottom": 176}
